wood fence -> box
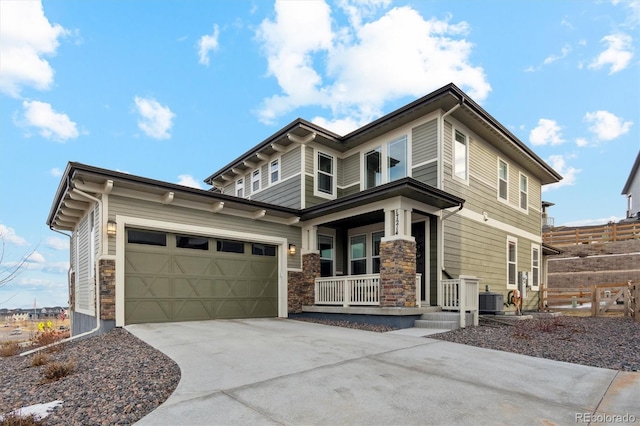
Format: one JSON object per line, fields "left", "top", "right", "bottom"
{"left": 540, "top": 281, "right": 639, "bottom": 321}
{"left": 543, "top": 222, "right": 640, "bottom": 246}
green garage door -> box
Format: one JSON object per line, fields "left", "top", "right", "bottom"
{"left": 124, "top": 229, "right": 278, "bottom": 324}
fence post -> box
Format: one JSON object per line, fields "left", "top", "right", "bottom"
{"left": 591, "top": 286, "right": 598, "bottom": 317}
{"left": 459, "top": 277, "right": 466, "bottom": 328}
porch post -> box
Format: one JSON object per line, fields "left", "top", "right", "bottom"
{"left": 288, "top": 225, "right": 320, "bottom": 313}
{"left": 379, "top": 208, "right": 417, "bottom": 307}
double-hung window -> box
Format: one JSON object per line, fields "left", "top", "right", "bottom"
{"left": 252, "top": 169, "right": 261, "bottom": 192}
{"left": 316, "top": 152, "right": 334, "bottom": 197}
{"left": 364, "top": 136, "right": 407, "bottom": 189}
{"left": 454, "top": 130, "right": 468, "bottom": 181}
{"left": 507, "top": 236, "right": 517, "bottom": 288}
{"left": 371, "top": 231, "right": 384, "bottom": 274}
{"left": 531, "top": 244, "right": 540, "bottom": 290}
{"left": 318, "top": 235, "right": 334, "bottom": 277}
{"left": 498, "top": 159, "right": 508, "bottom": 201}
{"left": 270, "top": 159, "right": 279, "bottom": 184}
{"left": 520, "top": 174, "right": 528, "bottom": 210}
{"left": 236, "top": 178, "right": 244, "bottom": 198}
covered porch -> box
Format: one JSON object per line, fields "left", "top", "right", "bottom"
{"left": 290, "top": 178, "right": 478, "bottom": 327}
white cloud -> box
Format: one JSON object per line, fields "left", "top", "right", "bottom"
{"left": 18, "top": 100, "right": 79, "bottom": 142}
{"left": 560, "top": 216, "right": 624, "bottom": 227}
{"left": 588, "top": 33, "right": 633, "bottom": 74}
{"left": 51, "top": 167, "right": 63, "bottom": 177}
{"left": 575, "top": 137, "right": 588, "bottom": 147}
{"left": 45, "top": 237, "right": 68, "bottom": 251}
{"left": 256, "top": 1, "right": 491, "bottom": 132}
{"left": 26, "top": 251, "right": 46, "bottom": 264}
{"left": 529, "top": 119, "right": 565, "bottom": 146}
{"left": 0, "top": 0, "right": 68, "bottom": 97}
{"left": 584, "top": 110, "right": 632, "bottom": 141}
{"left": 543, "top": 154, "right": 580, "bottom": 192}
{"left": 0, "top": 224, "right": 28, "bottom": 246}
{"left": 197, "top": 25, "right": 220, "bottom": 66}
{"left": 543, "top": 45, "right": 571, "bottom": 65}
{"left": 133, "top": 96, "right": 175, "bottom": 139}
{"left": 177, "top": 174, "right": 203, "bottom": 189}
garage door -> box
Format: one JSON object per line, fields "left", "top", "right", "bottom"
{"left": 124, "top": 229, "right": 278, "bottom": 324}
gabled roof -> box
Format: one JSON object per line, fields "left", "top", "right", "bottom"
{"left": 621, "top": 150, "right": 640, "bottom": 195}
{"left": 205, "top": 83, "right": 562, "bottom": 187}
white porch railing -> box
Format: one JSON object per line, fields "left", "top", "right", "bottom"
{"left": 315, "top": 274, "right": 422, "bottom": 307}
{"left": 440, "top": 275, "right": 480, "bottom": 327}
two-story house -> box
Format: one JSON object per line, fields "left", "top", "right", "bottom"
{"left": 47, "top": 83, "right": 561, "bottom": 335}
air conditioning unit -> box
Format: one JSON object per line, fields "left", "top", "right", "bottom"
{"left": 479, "top": 292, "right": 504, "bottom": 314}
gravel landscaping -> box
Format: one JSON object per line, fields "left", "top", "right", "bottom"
{"left": 0, "top": 328, "right": 180, "bottom": 425}
{"left": 1, "top": 315, "right": 638, "bottom": 424}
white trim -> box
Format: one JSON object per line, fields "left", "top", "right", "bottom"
{"left": 456, "top": 208, "right": 542, "bottom": 243}
{"left": 251, "top": 169, "right": 261, "bottom": 193}
{"left": 411, "top": 158, "right": 438, "bottom": 169}
{"left": 235, "top": 177, "right": 244, "bottom": 198}
{"left": 507, "top": 235, "right": 518, "bottom": 290}
{"left": 452, "top": 127, "right": 469, "bottom": 185}
{"left": 269, "top": 157, "right": 280, "bottom": 185}
{"left": 519, "top": 172, "right": 529, "bottom": 213}
{"left": 497, "top": 157, "right": 509, "bottom": 203}
{"left": 337, "top": 182, "right": 359, "bottom": 190}
{"left": 114, "top": 215, "right": 289, "bottom": 327}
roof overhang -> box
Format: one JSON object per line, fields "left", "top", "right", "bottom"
{"left": 542, "top": 243, "right": 563, "bottom": 256}
{"left": 300, "top": 177, "right": 464, "bottom": 221}
{"left": 47, "top": 162, "right": 300, "bottom": 232}
{"left": 621, "top": 151, "right": 640, "bottom": 195}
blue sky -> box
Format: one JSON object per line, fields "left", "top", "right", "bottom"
{"left": 0, "top": 0, "right": 638, "bottom": 309}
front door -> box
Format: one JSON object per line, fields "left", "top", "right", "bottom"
{"left": 411, "top": 220, "right": 428, "bottom": 303}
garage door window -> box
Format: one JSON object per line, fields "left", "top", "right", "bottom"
{"left": 176, "top": 235, "right": 209, "bottom": 250}
{"left": 128, "top": 230, "right": 167, "bottom": 246}
{"left": 252, "top": 243, "right": 276, "bottom": 256}
{"left": 217, "top": 240, "right": 245, "bottom": 253}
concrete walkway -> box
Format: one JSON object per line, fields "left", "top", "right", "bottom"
{"left": 127, "top": 319, "right": 640, "bottom": 426}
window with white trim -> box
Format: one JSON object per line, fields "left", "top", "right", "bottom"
{"left": 507, "top": 236, "right": 517, "bottom": 288}
{"left": 498, "top": 159, "right": 508, "bottom": 201}
{"left": 388, "top": 137, "right": 407, "bottom": 182}
{"left": 364, "top": 136, "right": 408, "bottom": 189}
{"left": 531, "top": 244, "right": 540, "bottom": 291}
{"left": 236, "top": 178, "right": 244, "bottom": 198}
{"left": 252, "top": 169, "right": 261, "bottom": 192}
{"left": 365, "top": 147, "right": 382, "bottom": 189}
{"left": 350, "top": 234, "right": 367, "bottom": 275}
{"left": 316, "top": 152, "right": 334, "bottom": 196}
{"left": 520, "top": 173, "right": 528, "bottom": 210}
{"left": 270, "top": 159, "right": 279, "bottom": 184}
{"left": 372, "top": 231, "right": 384, "bottom": 274}
{"left": 454, "top": 130, "right": 468, "bottom": 181}
{"left": 318, "top": 234, "right": 334, "bottom": 277}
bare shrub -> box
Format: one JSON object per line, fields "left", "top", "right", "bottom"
{"left": 0, "top": 341, "right": 20, "bottom": 358}
{"left": 33, "top": 331, "right": 62, "bottom": 348}
{"left": 42, "top": 361, "right": 74, "bottom": 382}
{"left": 30, "top": 352, "right": 49, "bottom": 367}
{"left": 0, "top": 412, "right": 45, "bottom": 426}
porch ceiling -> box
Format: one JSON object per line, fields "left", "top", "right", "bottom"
{"left": 300, "top": 177, "right": 464, "bottom": 221}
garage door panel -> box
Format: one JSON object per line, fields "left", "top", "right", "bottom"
{"left": 126, "top": 276, "right": 172, "bottom": 298}
{"left": 125, "top": 230, "right": 278, "bottom": 324}
{"left": 126, "top": 300, "right": 172, "bottom": 324}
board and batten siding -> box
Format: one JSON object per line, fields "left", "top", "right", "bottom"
{"left": 107, "top": 195, "right": 302, "bottom": 270}
{"left": 412, "top": 119, "right": 438, "bottom": 165}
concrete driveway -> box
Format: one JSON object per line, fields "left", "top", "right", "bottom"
{"left": 127, "top": 319, "right": 639, "bottom": 426}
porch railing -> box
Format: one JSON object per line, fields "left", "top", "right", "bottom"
{"left": 440, "top": 275, "right": 480, "bottom": 327}
{"left": 315, "top": 274, "right": 422, "bottom": 307}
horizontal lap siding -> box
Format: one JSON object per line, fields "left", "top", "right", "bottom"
{"left": 108, "top": 196, "right": 301, "bottom": 270}
{"left": 412, "top": 119, "right": 438, "bottom": 165}
{"left": 251, "top": 177, "right": 301, "bottom": 209}
{"left": 338, "top": 184, "right": 360, "bottom": 198}
{"left": 305, "top": 175, "right": 325, "bottom": 208}
{"left": 412, "top": 163, "right": 438, "bottom": 187}
{"left": 282, "top": 146, "right": 300, "bottom": 179}
{"left": 340, "top": 153, "right": 360, "bottom": 188}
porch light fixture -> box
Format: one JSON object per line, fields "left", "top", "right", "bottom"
{"left": 288, "top": 244, "right": 296, "bottom": 255}
{"left": 107, "top": 220, "right": 117, "bottom": 237}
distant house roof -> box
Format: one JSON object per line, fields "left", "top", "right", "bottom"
{"left": 621, "top": 150, "right": 640, "bottom": 195}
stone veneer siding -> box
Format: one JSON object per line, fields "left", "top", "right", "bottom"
{"left": 379, "top": 239, "right": 417, "bottom": 307}
{"left": 288, "top": 253, "right": 319, "bottom": 313}
{"left": 99, "top": 259, "right": 116, "bottom": 320}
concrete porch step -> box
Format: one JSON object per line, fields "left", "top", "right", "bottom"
{"left": 414, "top": 319, "right": 459, "bottom": 330}
{"left": 414, "top": 311, "right": 475, "bottom": 330}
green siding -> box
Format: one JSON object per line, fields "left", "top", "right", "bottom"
{"left": 305, "top": 175, "right": 326, "bottom": 208}
{"left": 338, "top": 184, "right": 360, "bottom": 198}
{"left": 107, "top": 195, "right": 301, "bottom": 270}
{"left": 412, "top": 119, "right": 438, "bottom": 165}
{"left": 412, "top": 163, "right": 438, "bottom": 187}
{"left": 282, "top": 146, "right": 300, "bottom": 179}
{"left": 340, "top": 153, "right": 360, "bottom": 187}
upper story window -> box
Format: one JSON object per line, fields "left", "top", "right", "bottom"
{"left": 498, "top": 159, "right": 508, "bottom": 201}
{"left": 453, "top": 130, "right": 468, "bottom": 181}
{"left": 364, "top": 136, "right": 408, "bottom": 190}
{"left": 520, "top": 174, "right": 528, "bottom": 210}
{"left": 270, "top": 159, "right": 280, "bottom": 184}
{"left": 252, "top": 169, "right": 261, "bottom": 192}
{"left": 236, "top": 178, "right": 244, "bottom": 198}
{"left": 316, "top": 152, "right": 334, "bottom": 197}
